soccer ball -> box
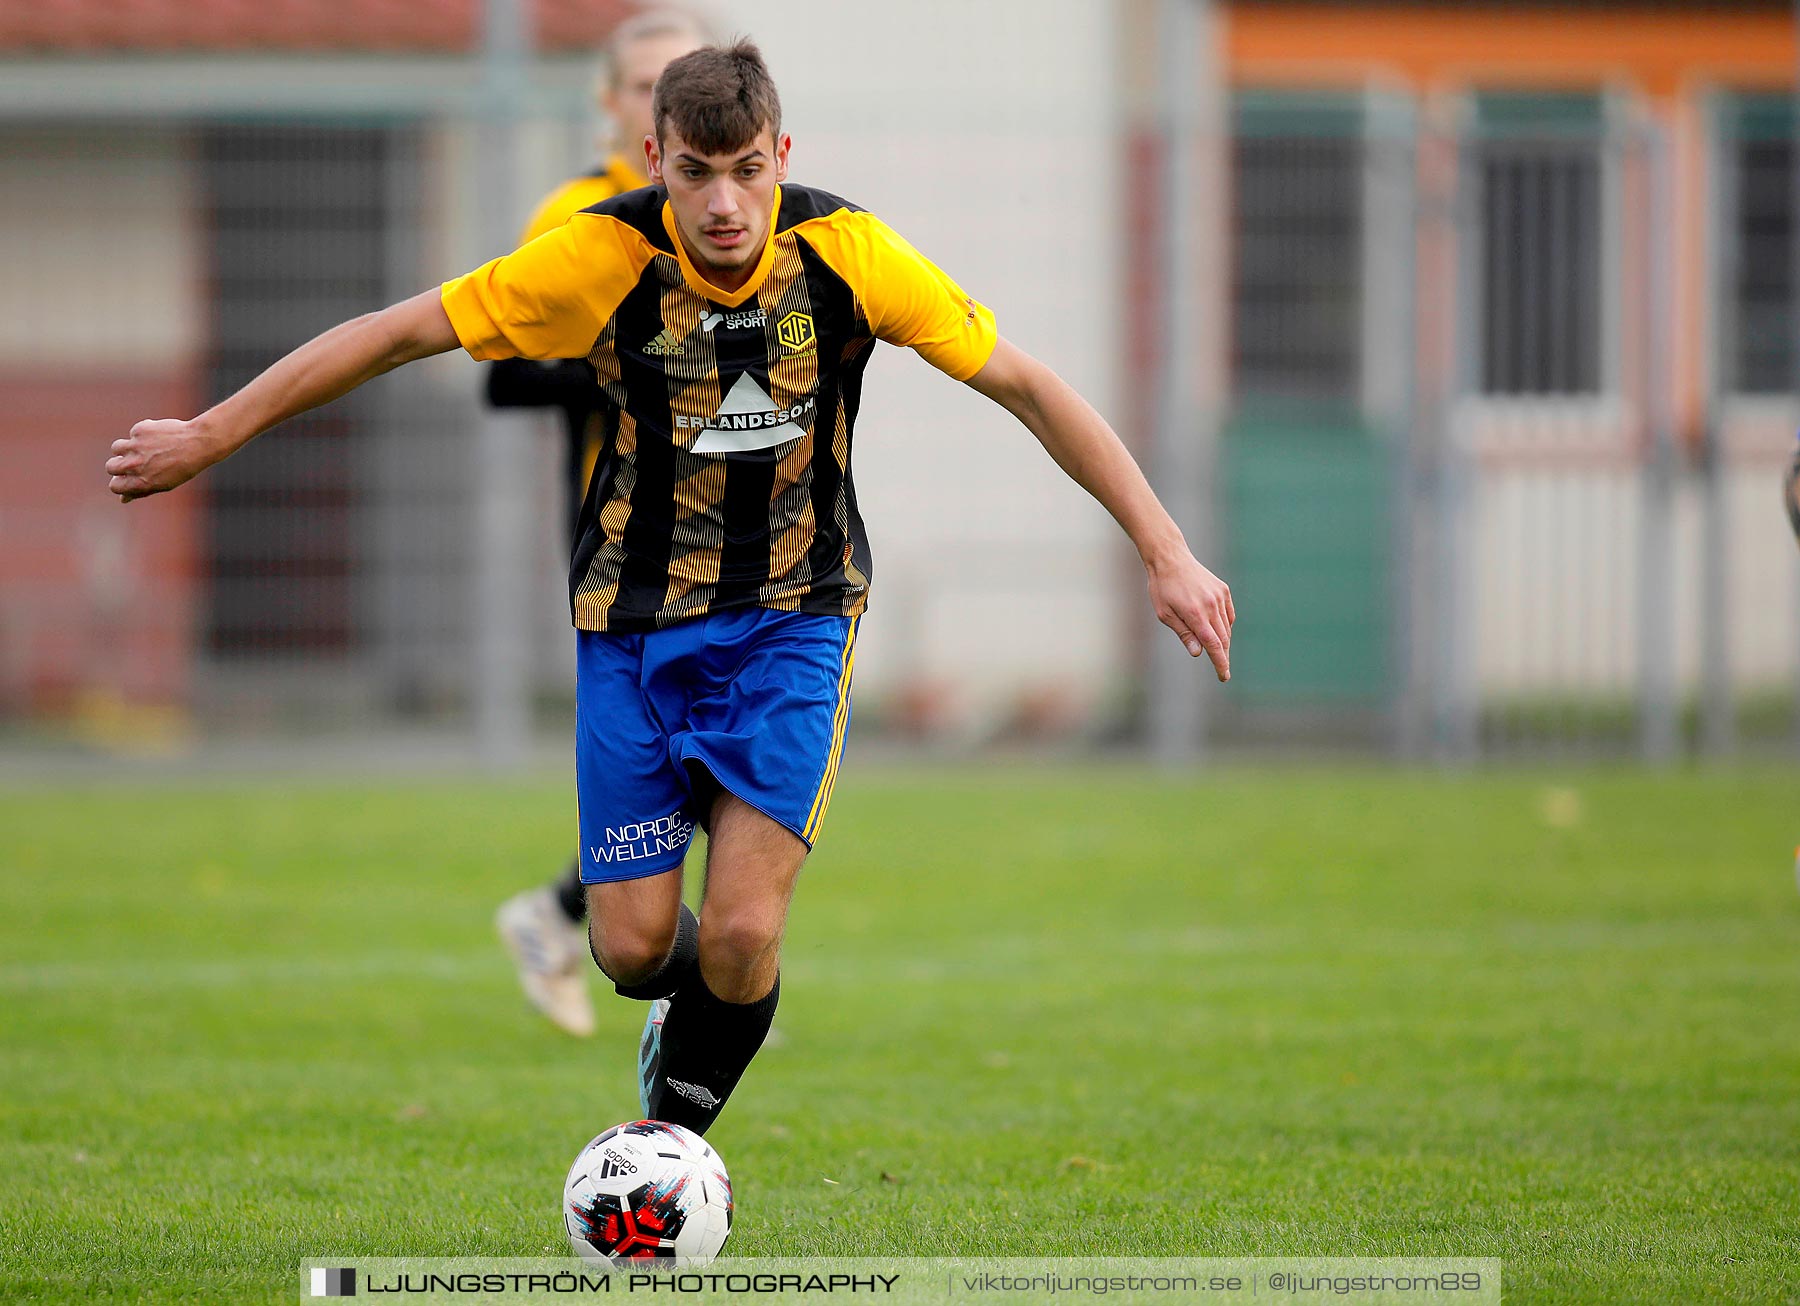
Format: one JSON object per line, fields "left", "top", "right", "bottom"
{"left": 563, "top": 1120, "right": 733, "bottom": 1264}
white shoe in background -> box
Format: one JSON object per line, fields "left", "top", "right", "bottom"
{"left": 496, "top": 886, "right": 596, "bottom": 1038}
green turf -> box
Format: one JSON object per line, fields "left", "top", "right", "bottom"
{"left": 2, "top": 767, "right": 1798, "bottom": 1303}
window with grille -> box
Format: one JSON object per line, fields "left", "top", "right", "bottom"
{"left": 200, "top": 124, "right": 413, "bottom": 656}
{"left": 1231, "top": 96, "right": 1364, "bottom": 403}
{"left": 1724, "top": 94, "right": 1794, "bottom": 395}
{"left": 1473, "top": 93, "right": 1605, "bottom": 397}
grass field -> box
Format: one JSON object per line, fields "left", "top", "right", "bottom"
{"left": 3, "top": 766, "right": 1798, "bottom": 1303}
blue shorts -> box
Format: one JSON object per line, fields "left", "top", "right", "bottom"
{"left": 575, "top": 608, "right": 859, "bottom": 883}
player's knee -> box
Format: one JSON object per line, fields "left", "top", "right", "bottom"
{"left": 588, "top": 914, "right": 678, "bottom": 986}
{"left": 697, "top": 905, "right": 783, "bottom": 977}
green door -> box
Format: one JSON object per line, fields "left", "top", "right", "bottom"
{"left": 1221, "top": 407, "right": 1390, "bottom": 705}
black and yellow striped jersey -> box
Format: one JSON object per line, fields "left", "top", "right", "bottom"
{"left": 442, "top": 182, "right": 998, "bottom": 633}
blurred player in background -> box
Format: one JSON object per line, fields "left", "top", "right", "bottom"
{"left": 105, "top": 39, "right": 1233, "bottom": 1138}
{"left": 1786, "top": 436, "right": 1799, "bottom": 548}
{"left": 490, "top": 8, "right": 709, "bottom": 1039}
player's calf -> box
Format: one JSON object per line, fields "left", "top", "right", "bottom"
{"left": 608, "top": 902, "right": 701, "bottom": 1001}
{"left": 648, "top": 970, "right": 781, "bottom": 1136}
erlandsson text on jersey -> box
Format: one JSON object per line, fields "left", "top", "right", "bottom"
{"left": 674, "top": 395, "right": 816, "bottom": 432}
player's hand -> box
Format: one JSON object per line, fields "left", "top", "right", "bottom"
{"left": 106, "top": 418, "right": 220, "bottom": 503}
{"left": 1147, "top": 552, "right": 1234, "bottom": 682}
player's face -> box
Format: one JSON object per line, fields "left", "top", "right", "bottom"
{"left": 648, "top": 127, "right": 790, "bottom": 291}
{"left": 603, "top": 32, "right": 702, "bottom": 161}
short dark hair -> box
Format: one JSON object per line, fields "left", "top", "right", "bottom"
{"left": 652, "top": 38, "right": 782, "bottom": 155}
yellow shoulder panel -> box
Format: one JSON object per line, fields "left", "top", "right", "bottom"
{"left": 789, "top": 208, "right": 997, "bottom": 381}
{"left": 441, "top": 214, "right": 658, "bottom": 362}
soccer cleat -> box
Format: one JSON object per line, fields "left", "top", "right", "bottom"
{"left": 496, "top": 886, "right": 596, "bottom": 1038}
{"left": 638, "top": 997, "right": 670, "bottom": 1116}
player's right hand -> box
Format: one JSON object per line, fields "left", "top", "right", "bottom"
{"left": 1147, "top": 551, "right": 1234, "bottom": 683}
{"left": 106, "top": 418, "right": 219, "bottom": 503}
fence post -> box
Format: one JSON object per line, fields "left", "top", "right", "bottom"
{"left": 1638, "top": 122, "right": 1679, "bottom": 763}
{"left": 1434, "top": 124, "right": 1480, "bottom": 762}
{"left": 1370, "top": 116, "right": 1425, "bottom": 758}
{"left": 1790, "top": 12, "right": 1800, "bottom": 757}
{"left": 1147, "top": 0, "right": 1223, "bottom": 766}
{"left": 471, "top": 0, "right": 535, "bottom": 768}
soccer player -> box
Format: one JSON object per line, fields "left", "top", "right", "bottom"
{"left": 105, "top": 40, "right": 1234, "bottom": 1137}
{"left": 490, "top": 7, "right": 709, "bottom": 1041}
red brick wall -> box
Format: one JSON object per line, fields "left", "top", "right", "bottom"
{"left": 0, "top": 369, "right": 201, "bottom": 712}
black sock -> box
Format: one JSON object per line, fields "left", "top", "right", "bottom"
{"left": 554, "top": 857, "right": 588, "bottom": 924}
{"left": 649, "top": 970, "right": 779, "bottom": 1136}
{"left": 612, "top": 903, "right": 700, "bottom": 1001}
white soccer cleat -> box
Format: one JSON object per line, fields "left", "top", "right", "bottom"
{"left": 496, "top": 886, "right": 596, "bottom": 1038}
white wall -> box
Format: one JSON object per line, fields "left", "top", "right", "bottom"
{"left": 0, "top": 126, "right": 201, "bottom": 368}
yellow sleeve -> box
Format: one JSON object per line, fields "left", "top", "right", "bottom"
{"left": 440, "top": 214, "right": 655, "bottom": 362}
{"left": 798, "top": 211, "right": 998, "bottom": 381}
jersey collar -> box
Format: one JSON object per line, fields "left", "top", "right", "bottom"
{"left": 659, "top": 184, "right": 783, "bottom": 309}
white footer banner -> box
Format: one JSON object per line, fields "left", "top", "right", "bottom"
{"left": 301, "top": 1257, "right": 1501, "bottom": 1304}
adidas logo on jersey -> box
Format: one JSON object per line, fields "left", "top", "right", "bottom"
{"left": 665, "top": 1078, "right": 721, "bottom": 1109}
{"left": 643, "top": 328, "right": 684, "bottom": 356}
{"left": 596, "top": 1149, "right": 638, "bottom": 1179}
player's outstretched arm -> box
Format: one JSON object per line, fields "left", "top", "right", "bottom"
{"left": 966, "top": 336, "right": 1235, "bottom": 682}
{"left": 106, "top": 288, "right": 461, "bottom": 503}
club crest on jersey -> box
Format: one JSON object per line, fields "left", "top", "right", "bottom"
{"left": 777, "top": 311, "right": 816, "bottom": 354}
{"left": 674, "top": 372, "right": 816, "bottom": 456}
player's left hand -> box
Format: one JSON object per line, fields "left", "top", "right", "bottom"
{"left": 1148, "top": 553, "right": 1234, "bottom": 682}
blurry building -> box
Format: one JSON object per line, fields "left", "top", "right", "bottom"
{"left": 0, "top": 1, "right": 623, "bottom": 737}
{"left": 0, "top": 0, "right": 1795, "bottom": 758}
{"left": 1209, "top": 0, "right": 1796, "bottom": 754}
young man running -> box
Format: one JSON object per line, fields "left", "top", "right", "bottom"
{"left": 490, "top": 6, "right": 709, "bottom": 1041}
{"left": 106, "top": 40, "right": 1234, "bottom": 1137}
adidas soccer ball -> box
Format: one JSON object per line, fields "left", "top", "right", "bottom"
{"left": 563, "top": 1120, "right": 733, "bottom": 1264}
